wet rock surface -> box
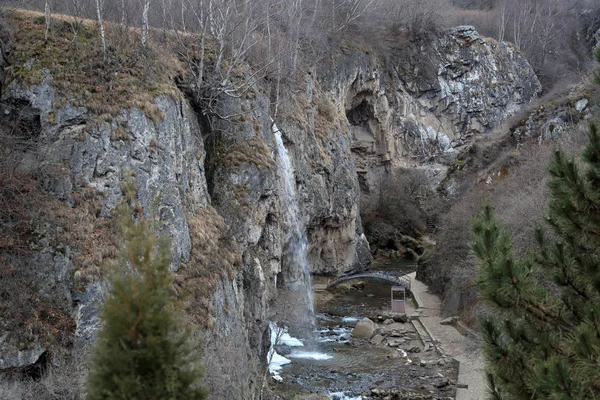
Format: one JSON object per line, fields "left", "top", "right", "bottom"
{"left": 272, "top": 267, "right": 458, "bottom": 399}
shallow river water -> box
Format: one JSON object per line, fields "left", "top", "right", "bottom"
{"left": 269, "top": 262, "right": 457, "bottom": 399}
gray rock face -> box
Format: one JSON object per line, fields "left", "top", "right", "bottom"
{"left": 1, "top": 71, "right": 370, "bottom": 396}
{"left": 317, "top": 26, "right": 541, "bottom": 202}
{"left": 0, "top": 344, "right": 46, "bottom": 371}
{"left": 1, "top": 82, "right": 212, "bottom": 377}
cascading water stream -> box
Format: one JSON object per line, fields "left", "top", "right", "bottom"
{"left": 272, "top": 122, "right": 315, "bottom": 327}
{"left": 270, "top": 122, "right": 357, "bottom": 400}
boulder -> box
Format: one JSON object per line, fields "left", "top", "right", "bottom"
{"left": 435, "top": 377, "right": 450, "bottom": 388}
{"left": 576, "top": 98, "right": 589, "bottom": 113}
{"left": 352, "top": 318, "right": 378, "bottom": 339}
{"left": 370, "top": 334, "right": 385, "bottom": 346}
{"left": 378, "top": 312, "right": 408, "bottom": 323}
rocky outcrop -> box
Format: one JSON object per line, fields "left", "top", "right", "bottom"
{"left": 0, "top": 12, "right": 543, "bottom": 398}
{"left": 0, "top": 52, "right": 370, "bottom": 399}
{"left": 317, "top": 26, "right": 541, "bottom": 204}
{"left": 510, "top": 86, "right": 593, "bottom": 142}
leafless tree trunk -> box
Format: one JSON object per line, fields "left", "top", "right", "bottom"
{"left": 121, "top": 0, "right": 127, "bottom": 29}
{"left": 287, "top": 0, "right": 303, "bottom": 76}
{"left": 95, "top": 0, "right": 106, "bottom": 60}
{"left": 180, "top": 0, "right": 187, "bottom": 31}
{"left": 209, "top": 0, "right": 229, "bottom": 73}
{"left": 141, "top": 0, "right": 151, "bottom": 47}
{"left": 44, "top": 0, "right": 50, "bottom": 43}
{"left": 497, "top": 0, "right": 508, "bottom": 42}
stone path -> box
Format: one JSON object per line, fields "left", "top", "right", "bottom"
{"left": 406, "top": 273, "right": 487, "bottom": 400}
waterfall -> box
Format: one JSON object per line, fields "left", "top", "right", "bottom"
{"left": 272, "top": 121, "right": 315, "bottom": 328}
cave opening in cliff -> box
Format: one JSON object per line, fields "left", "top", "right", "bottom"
{"left": 346, "top": 99, "right": 374, "bottom": 129}
{"left": 1, "top": 99, "right": 42, "bottom": 141}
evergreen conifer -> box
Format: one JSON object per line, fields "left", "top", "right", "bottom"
{"left": 471, "top": 124, "right": 600, "bottom": 398}
{"left": 86, "top": 185, "right": 207, "bottom": 400}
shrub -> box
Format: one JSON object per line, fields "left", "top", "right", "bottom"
{"left": 471, "top": 125, "right": 600, "bottom": 397}
{"left": 86, "top": 185, "right": 207, "bottom": 400}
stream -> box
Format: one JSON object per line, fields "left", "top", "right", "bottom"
{"left": 269, "top": 262, "right": 458, "bottom": 400}
{"left": 272, "top": 121, "right": 456, "bottom": 399}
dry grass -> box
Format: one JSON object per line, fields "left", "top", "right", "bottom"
{"left": 0, "top": 356, "right": 81, "bottom": 399}
{"left": 176, "top": 206, "right": 241, "bottom": 328}
{"left": 61, "top": 187, "right": 119, "bottom": 289}
{"left": 426, "top": 116, "right": 592, "bottom": 323}
{"left": 222, "top": 133, "right": 275, "bottom": 171}
{"left": 4, "top": 10, "right": 185, "bottom": 123}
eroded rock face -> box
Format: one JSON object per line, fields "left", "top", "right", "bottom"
{"left": 1, "top": 70, "right": 370, "bottom": 397}
{"left": 318, "top": 26, "right": 541, "bottom": 202}
{"left": 1, "top": 79, "right": 212, "bottom": 378}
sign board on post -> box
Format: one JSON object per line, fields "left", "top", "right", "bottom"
{"left": 391, "top": 285, "right": 406, "bottom": 313}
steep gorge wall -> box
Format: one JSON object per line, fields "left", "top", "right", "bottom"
{"left": 317, "top": 26, "right": 541, "bottom": 209}
{"left": 0, "top": 13, "right": 543, "bottom": 398}
{"left": 0, "top": 14, "right": 370, "bottom": 398}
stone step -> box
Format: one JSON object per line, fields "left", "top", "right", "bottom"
{"left": 411, "top": 318, "right": 433, "bottom": 346}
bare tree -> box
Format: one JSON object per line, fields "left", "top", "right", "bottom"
{"left": 95, "top": 0, "right": 106, "bottom": 59}
{"left": 64, "top": 0, "right": 84, "bottom": 43}
{"left": 335, "top": 0, "right": 379, "bottom": 31}
{"left": 141, "top": 0, "right": 151, "bottom": 46}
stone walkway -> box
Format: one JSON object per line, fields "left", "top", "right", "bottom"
{"left": 406, "top": 273, "right": 487, "bottom": 400}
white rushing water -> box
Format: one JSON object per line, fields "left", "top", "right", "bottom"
{"left": 269, "top": 121, "right": 339, "bottom": 387}
{"left": 273, "top": 121, "right": 315, "bottom": 324}
{"left": 268, "top": 323, "right": 332, "bottom": 382}
{"left": 328, "top": 392, "right": 363, "bottom": 400}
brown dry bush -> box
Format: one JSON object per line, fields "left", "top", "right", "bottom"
{"left": 363, "top": 168, "right": 430, "bottom": 238}
{"left": 425, "top": 120, "right": 590, "bottom": 320}
{"left": 176, "top": 205, "right": 242, "bottom": 328}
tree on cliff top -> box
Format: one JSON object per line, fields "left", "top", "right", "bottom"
{"left": 86, "top": 185, "right": 207, "bottom": 400}
{"left": 471, "top": 122, "right": 600, "bottom": 398}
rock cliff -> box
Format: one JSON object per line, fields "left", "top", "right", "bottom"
{"left": 318, "top": 26, "right": 541, "bottom": 206}
{"left": 0, "top": 12, "right": 541, "bottom": 398}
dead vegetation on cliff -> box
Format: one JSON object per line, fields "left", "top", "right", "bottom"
{"left": 4, "top": 10, "right": 183, "bottom": 122}
{"left": 177, "top": 205, "right": 241, "bottom": 328}
{"left": 421, "top": 92, "right": 595, "bottom": 324}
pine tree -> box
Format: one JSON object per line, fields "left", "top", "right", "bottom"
{"left": 471, "top": 125, "right": 600, "bottom": 399}
{"left": 86, "top": 186, "right": 208, "bottom": 400}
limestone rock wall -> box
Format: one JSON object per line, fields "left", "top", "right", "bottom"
{"left": 0, "top": 70, "right": 370, "bottom": 397}
{"left": 317, "top": 26, "right": 541, "bottom": 204}
{"left": 0, "top": 22, "right": 542, "bottom": 399}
